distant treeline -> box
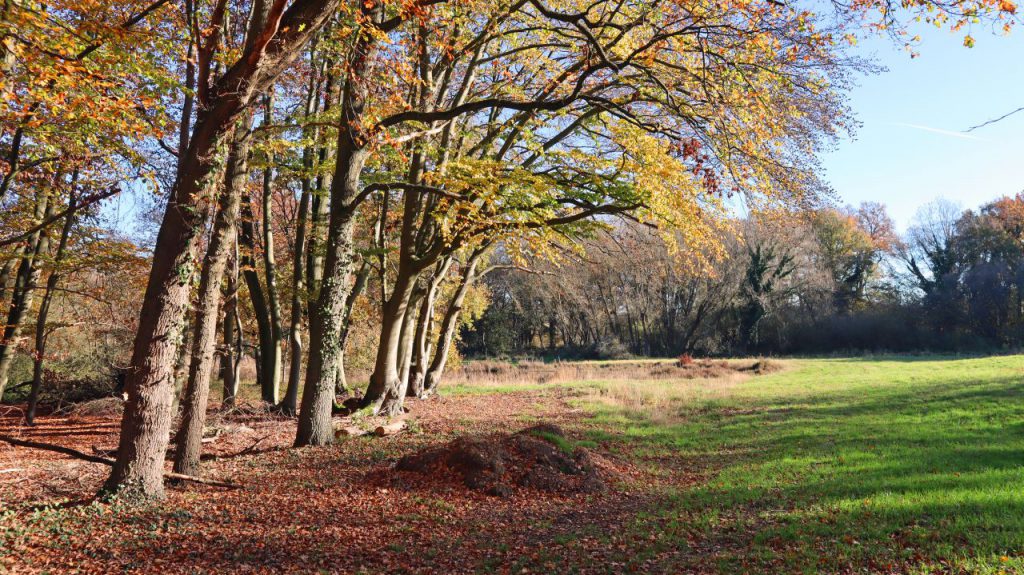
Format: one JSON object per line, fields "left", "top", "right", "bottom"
{"left": 463, "top": 195, "right": 1024, "bottom": 358}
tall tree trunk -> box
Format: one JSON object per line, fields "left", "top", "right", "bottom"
{"left": 173, "top": 126, "right": 247, "bottom": 476}
{"left": 295, "top": 1, "right": 381, "bottom": 446}
{"left": 103, "top": 0, "right": 341, "bottom": 499}
{"left": 261, "top": 93, "right": 285, "bottom": 407}
{"left": 408, "top": 257, "right": 451, "bottom": 398}
{"left": 294, "top": 148, "right": 363, "bottom": 445}
{"left": 220, "top": 247, "right": 242, "bottom": 406}
{"left": 363, "top": 268, "right": 417, "bottom": 415}
{"left": 423, "top": 248, "right": 485, "bottom": 396}
{"left": 0, "top": 188, "right": 54, "bottom": 397}
{"left": 282, "top": 61, "right": 321, "bottom": 415}
{"left": 406, "top": 290, "right": 432, "bottom": 398}
{"left": 305, "top": 70, "right": 338, "bottom": 301}
{"left": 240, "top": 190, "right": 278, "bottom": 404}
{"left": 26, "top": 187, "right": 77, "bottom": 424}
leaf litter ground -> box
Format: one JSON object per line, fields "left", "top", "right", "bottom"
{"left": 0, "top": 389, "right": 706, "bottom": 574}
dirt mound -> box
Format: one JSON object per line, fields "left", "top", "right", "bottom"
{"left": 392, "top": 424, "right": 610, "bottom": 497}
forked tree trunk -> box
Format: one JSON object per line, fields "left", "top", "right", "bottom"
{"left": 406, "top": 292, "right": 432, "bottom": 398}
{"left": 173, "top": 126, "right": 248, "bottom": 476}
{"left": 363, "top": 269, "right": 417, "bottom": 416}
{"left": 423, "top": 249, "right": 485, "bottom": 396}
{"left": 104, "top": 114, "right": 233, "bottom": 499}
{"left": 408, "top": 257, "right": 451, "bottom": 398}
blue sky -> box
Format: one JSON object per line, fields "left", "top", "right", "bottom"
{"left": 822, "top": 23, "right": 1024, "bottom": 230}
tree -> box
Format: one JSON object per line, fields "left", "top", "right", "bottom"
{"left": 105, "top": 0, "right": 342, "bottom": 499}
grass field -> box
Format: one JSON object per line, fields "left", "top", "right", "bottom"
{"left": 4, "top": 355, "right": 1024, "bottom": 574}
{"left": 539, "top": 355, "right": 1024, "bottom": 574}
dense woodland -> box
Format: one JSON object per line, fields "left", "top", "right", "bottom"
{"left": 0, "top": 0, "right": 1019, "bottom": 503}
{"left": 466, "top": 196, "right": 1024, "bottom": 358}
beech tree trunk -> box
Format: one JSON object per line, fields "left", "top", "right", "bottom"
{"left": 240, "top": 190, "right": 279, "bottom": 405}
{"left": 363, "top": 269, "right": 417, "bottom": 416}
{"left": 397, "top": 288, "right": 423, "bottom": 395}
{"left": 334, "top": 255, "right": 372, "bottom": 396}
{"left": 173, "top": 126, "right": 248, "bottom": 476}
{"left": 408, "top": 257, "right": 451, "bottom": 398}
{"left": 294, "top": 148, "right": 363, "bottom": 445}
{"left": 0, "top": 257, "right": 16, "bottom": 305}
{"left": 0, "top": 188, "right": 54, "bottom": 398}
{"left": 104, "top": 0, "right": 341, "bottom": 498}
{"left": 26, "top": 188, "right": 76, "bottom": 424}
{"left": 220, "top": 243, "right": 242, "bottom": 406}
{"left": 423, "top": 249, "right": 485, "bottom": 396}
{"left": 295, "top": 1, "right": 381, "bottom": 446}
{"left": 261, "top": 93, "right": 285, "bottom": 407}
{"left": 406, "top": 290, "right": 433, "bottom": 398}
{"left": 282, "top": 64, "right": 321, "bottom": 415}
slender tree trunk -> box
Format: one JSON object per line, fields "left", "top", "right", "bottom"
{"left": 240, "top": 190, "right": 279, "bottom": 404}
{"left": 26, "top": 187, "right": 77, "bottom": 424}
{"left": 261, "top": 93, "right": 285, "bottom": 407}
{"left": 220, "top": 239, "right": 242, "bottom": 406}
{"left": 406, "top": 290, "right": 432, "bottom": 398}
{"left": 0, "top": 188, "right": 54, "bottom": 397}
{"left": 363, "top": 268, "right": 417, "bottom": 415}
{"left": 282, "top": 64, "right": 321, "bottom": 415}
{"left": 283, "top": 188, "right": 310, "bottom": 413}
{"left": 423, "top": 249, "right": 485, "bottom": 396}
{"left": 173, "top": 126, "right": 247, "bottom": 476}
{"left": 305, "top": 70, "right": 338, "bottom": 301}
{"left": 333, "top": 235, "right": 375, "bottom": 396}
{"left": 408, "top": 257, "right": 451, "bottom": 398}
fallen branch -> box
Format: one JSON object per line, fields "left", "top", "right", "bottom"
{"left": 374, "top": 419, "right": 408, "bottom": 437}
{"left": 0, "top": 434, "right": 242, "bottom": 489}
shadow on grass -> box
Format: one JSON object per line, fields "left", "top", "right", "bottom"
{"left": 582, "top": 361, "right": 1024, "bottom": 573}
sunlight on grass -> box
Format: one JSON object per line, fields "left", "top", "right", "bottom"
{"left": 573, "top": 355, "right": 1024, "bottom": 574}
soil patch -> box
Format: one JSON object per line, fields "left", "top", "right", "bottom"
{"left": 389, "top": 423, "right": 616, "bottom": 497}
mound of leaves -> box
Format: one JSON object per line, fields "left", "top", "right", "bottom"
{"left": 392, "top": 424, "right": 611, "bottom": 497}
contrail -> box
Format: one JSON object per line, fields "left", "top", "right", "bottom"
{"left": 891, "top": 122, "right": 984, "bottom": 141}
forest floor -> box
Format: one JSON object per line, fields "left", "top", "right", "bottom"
{"left": 2, "top": 355, "right": 1024, "bottom": 574}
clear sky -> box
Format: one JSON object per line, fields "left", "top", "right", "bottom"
{"left": 821, "top": 23, "right": 1024, "bottom": 231}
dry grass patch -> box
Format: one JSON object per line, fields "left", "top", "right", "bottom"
{"left": 448, "top": 358, "right": 784, "bottom": 390}
{"left": 584, "top": 372, "right": 751, "bottom": 422}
